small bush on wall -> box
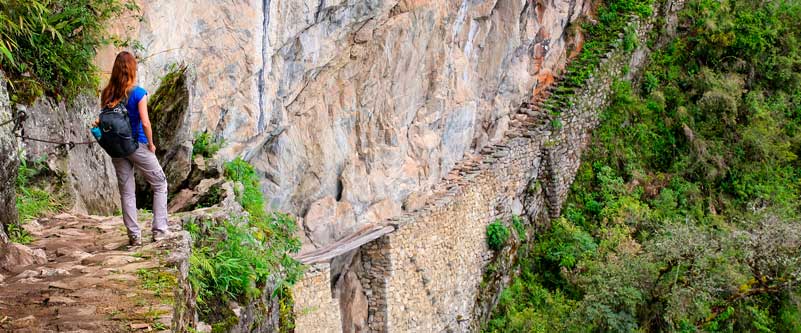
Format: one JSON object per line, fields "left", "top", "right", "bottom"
{"left": 486, "top": 221, "right": 511, "bottom": 251}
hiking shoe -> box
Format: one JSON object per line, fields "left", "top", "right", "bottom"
{"left": 151, "top": 230, "right": 171, "bottom": 242}
{"left": 129, "top": 234, "right": 143, "bottom": 246}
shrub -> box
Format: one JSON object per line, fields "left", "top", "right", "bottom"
{"left": 188, "top": 216, "right": 284, "bottom": 303}
{"left": 0, "top": 0, "right": 138, "bottom": 103}
{"left": 623, "top": 26, "right": 639, "bottom": 52}
{"left": 192, "top": 132, "right": 224, "bottom": 159}
{"left": 7, "top": 223, "right": 32, "bottom": 244}
{"left": 642, "top": 71, "right": 659, "bottom": 94}
{"left": 550, "top": 118, "right": 564, "bottom": 130}
{"left": 224, "top": 158, "right": 268, "bottom": 222}
{"left": 186, "top": 158, "right": 303, "bottom": 328}
{"left": 12, "top": 154, "right": 67, "bottom": 244}
{"left": 486, "top": 221, "right": 511, "bottom": 251}
{"left": 16, "top": 155, "right": 62, "bottom": 221}
{"left": 512, "top": 215, "right": 526, "bottom": 238}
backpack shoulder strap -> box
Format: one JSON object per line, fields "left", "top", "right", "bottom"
{"left": 115, "top": 101, "right": 128, "bottom": 114}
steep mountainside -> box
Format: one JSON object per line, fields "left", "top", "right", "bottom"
{"left": 99, "top": 0, "right": 597, "bottom": 248}
{"left": 486, "top": 0, "right": 801, "bottom": 331}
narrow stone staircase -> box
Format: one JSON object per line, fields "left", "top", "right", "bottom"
{"left": 0, "top": 213, "right": 187, "bottom": 333}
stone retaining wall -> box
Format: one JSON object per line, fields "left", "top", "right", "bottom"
{"left": 293, "top": 264, "right": 342, "bottom": 332}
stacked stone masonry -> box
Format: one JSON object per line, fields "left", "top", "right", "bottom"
{"left": 293, "top": 264, "right": 342, "bottom": 332}
{"left": 292, "top": 1, "right": 680, "bottom": 331}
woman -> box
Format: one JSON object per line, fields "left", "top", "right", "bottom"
{"left": 100, "top": 51, "right": 169, "bottom": 246}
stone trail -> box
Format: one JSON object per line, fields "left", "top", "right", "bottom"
{"left": 0, "top": 213, "right": 186, "bottom": 333}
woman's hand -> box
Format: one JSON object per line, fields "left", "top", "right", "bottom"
{"left": 139, "top": 95, "right": 157, "bottom": 152}
{"left": 92, "top": 118, "right": 99, "bottom": 127}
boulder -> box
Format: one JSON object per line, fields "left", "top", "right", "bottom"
{"left": 362, "top": 199, "right": 402, "bottom": 225}
{"left": 151, "top": 65, "right": 193, "bottom": 191}
{"left": 339, "top": 271, "right": 368, "bottom": 333}
{"left": 302, "top": 196, "right": 359, "bottom": 249}
{"left": 167, "top": 178, "right": 225, "bottom": 213}
{"left": 168, "top": 189, "right": 198, "bottom": 214}
{"left": 0, "top": 243, "right": 47, "bottom": 272}
{"left": 136, "top": 66, "right": 193, "bottom": 206}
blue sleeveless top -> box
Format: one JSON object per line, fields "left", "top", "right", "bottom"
{"left": 125, "top": 86, "right": 148, "bottom": 144}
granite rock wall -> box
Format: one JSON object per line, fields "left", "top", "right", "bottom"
{"left": 17, "top": 95, "right": 120, "bottom": 215}
{"left": 98, "top": 0, "right": 597, "bottom": 249}
{"left": 0, "top": 72, "right": 16, "bottom": 243}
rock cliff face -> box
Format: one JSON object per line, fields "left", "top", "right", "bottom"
{"left": 18, "top": 95, "right": 120, "bottom": 215}
{"left": 0, "top": 72, "right": 17, "bottom": 242}
{"left": 98, "top": 0, "right": 593, "bottom": 248}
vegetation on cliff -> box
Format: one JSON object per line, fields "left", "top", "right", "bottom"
{"left": 0, "top": 0, "right": 137, "bottom": 103}
{"left": 12, "top": 155, "right": 67, "bottom": 243}
{"left": 487, "top": 0, "right": 801, "bottom": 331}
{"left": 186, "top": 158, "right": 302, "bottom": 331}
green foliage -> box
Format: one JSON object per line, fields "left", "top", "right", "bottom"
{"left": 188, "top": 218, "right": 262, "bottom": 301}
{"left": 489, "top": 0, "right": 801, "bottom": 331}
{"left": 641, "top": 70, "right": 659, "bottom": 95}
{"left": 0, "top": 0, "right": 138, "bottom": 103}
{"left": 193, "top": 132, "right": 224, "bottom": 159}
{"left": 7, "top": 223, "right": 32, "bottom": 244}
{"left": 623, "top": 25, "right": 639, "bottom": 52}
{"left": 486, "top": 221, "right": 511, "bottom": 251}
{"left": 192, "top": 184, "right": 222, "bottom": 210}
{"left": 565, "top": 0, "right": 655, "bottom": 87}
{"left": 511, "top": 215, "right": 525, "bottom": 238}
{"left": 277, "top": 288, "right": 296, "bottom": 333}
{"left": 485, "top": 275, "right": 581, "bottom": 333}
{"left": 13, "top": 154, "right": 65, "bottom": 243}
{"left": 778, "top": 294, "right": 801, "bottom": 333}
{"left": 151, "top": 321, "right": 168, "bottom": 331}
{"left": 224, "top": 158, "right": 268, "bottom": 221}
{"left": 186, "top": 158, "right": 303, "bottom": 329}
{"left": 550, "top": 118, "right": 563, "bottom": 130}
{"left": 136, "top": 268, "right": 178, "bottom": 299}
{"left": 535, "top": 218, "right": 597, "bottom": 271}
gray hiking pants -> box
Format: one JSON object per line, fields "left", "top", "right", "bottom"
{"left": 111, "top": 143, "right": 169, "bottom": 237}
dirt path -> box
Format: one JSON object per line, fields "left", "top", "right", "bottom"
{"left": 0, "top": 212, "right": 186, "bottom": 332}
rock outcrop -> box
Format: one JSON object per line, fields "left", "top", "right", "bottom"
{"left": 17, "top": 94, "right": 120, "bottom": 215}
{"left": 134, "top": 65, "right": 198, "bottom": 207}
{"left": 147, "top": 65, "right": 193, "bottom": 194}
{"left": 0, "top": 72, "right": 16, "bottom": 242}
{"left": 99, "top": 0, "right": 595, "bottom": 249}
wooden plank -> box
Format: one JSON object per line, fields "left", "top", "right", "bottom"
{"left": 296, "top": 225, "right": 395, "bottom": 264}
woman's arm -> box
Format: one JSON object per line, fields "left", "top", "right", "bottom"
{"left": 138, "top": 95, "right": 156, "bottom": 153}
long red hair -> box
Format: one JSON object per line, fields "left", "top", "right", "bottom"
{"left": 101, "top": 51, "right": 137, "bottom": 108}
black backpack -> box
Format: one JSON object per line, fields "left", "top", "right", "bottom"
{"left": 97, "top": 102, "right": 139, "bottom": 158}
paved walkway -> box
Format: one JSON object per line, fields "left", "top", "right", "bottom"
{"left": 0, "top": 213, "right": 183, "bottom": 332}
